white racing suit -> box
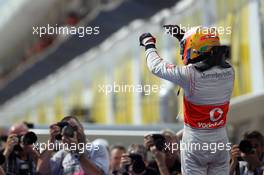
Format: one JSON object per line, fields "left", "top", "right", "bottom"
{"left": 145, "top": 48, "right": 234, "bottom": 175}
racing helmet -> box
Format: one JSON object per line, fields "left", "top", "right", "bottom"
{"left": 180, "top": 26, "right": 220, "bottom": 65}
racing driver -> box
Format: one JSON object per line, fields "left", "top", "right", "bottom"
{"left": 139, "top": 26, "right": 235, "bottom": 175}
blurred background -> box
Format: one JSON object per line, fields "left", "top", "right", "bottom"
{"left": 0, "top": 0, "right": 263, "bottom": 144}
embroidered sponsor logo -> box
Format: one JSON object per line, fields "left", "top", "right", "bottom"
{"left": 197, "top": 119, "right": 225, "bottom": 129}
{"left": 201, "top": 71, "right": 232, "bottom": 79}
{"left": 209, "top": 107, "right": 223, "bottom": 122}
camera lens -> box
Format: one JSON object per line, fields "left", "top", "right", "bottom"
{"left": 55, "top": 122, "right": 77, "bottom": 140}
{"left": 62, "top": 125, "right": 75, "bottom": 138}
{"left": 239, "top": 140, "right": 253, "bottom": 154}
{"left": 152, "top": 134, "right": 166, "bottom": 151}
{"left": 22, "top": 132, "right": 38, "bottom": 145}
{"left": 129, "top": 153, "right": 146, "bottom": 174}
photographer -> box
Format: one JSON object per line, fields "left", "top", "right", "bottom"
{"left": 230, "top": 131, "right": 264, "bottom": 175}
{"left": 37, "top": 116, "right": 109, "bottom": 175}
{"left": 1, "top": 122, "right": 39, "bottom": 175}
{"left": 119, "top": 144, "right": 157, "bottom": 175}
{"left": 144, "top": 130, "right": 181, "bottom": 175}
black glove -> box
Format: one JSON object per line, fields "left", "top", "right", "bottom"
{"left": 163, "top": 24, "right": 185, "bottom": 41}
{"left": 139, "top": 33, "right": 156, "bottom": 49}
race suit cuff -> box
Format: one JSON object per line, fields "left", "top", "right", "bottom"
{"left": 145, "top": 44, "right": 156, "bottom": 50}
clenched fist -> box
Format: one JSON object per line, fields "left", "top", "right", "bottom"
{"left": 139, "top": 33, "right": 156, "bottom": 49}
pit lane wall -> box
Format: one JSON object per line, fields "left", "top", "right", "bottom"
{"left": 0, "top": 0, "right": 263, "bottom": 126}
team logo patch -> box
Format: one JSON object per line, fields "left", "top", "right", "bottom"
{"left": 209, "top": 108, "right": 223, "bottom": 122}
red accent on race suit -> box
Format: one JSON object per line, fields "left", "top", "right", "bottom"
{"left": 183, "top": 97, "right": 229, "bottom": 129}
{"left": 166, "top": 63, "right": 176, "bottom": 69}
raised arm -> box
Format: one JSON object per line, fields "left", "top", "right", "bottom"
{"left": 139, "top": 33, "right": 190, "bottom": 89}
{"left": 37, "top": 124, "right": 60, "bottom": 175}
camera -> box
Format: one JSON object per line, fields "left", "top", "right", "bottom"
{"left": 19, "top": 132, "right": 38, "bottom": 145}
{"left": 121, "top": 153, "right": 146, "bottom": 175}
{"left": 13, "top": 131, "right": 38, "bottom": 152}
{"left": 55, "top": 122, "right": 77, "bottom": 140}
{"left": 239, "top": 139, "right": 255, "bottom": 154}
{"left": 129, "top": 153, "right": 146, "bottom": 174}
{"left": 151, "top": 134, "right": 166, "bottom": 151}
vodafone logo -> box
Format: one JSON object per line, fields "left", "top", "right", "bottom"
{"left": 209, "top": 108, "right": 223, "bottom": 122}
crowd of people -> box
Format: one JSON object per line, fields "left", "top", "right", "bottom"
{"left": 0, "top": 116, "right": 263, "bottom": 175}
